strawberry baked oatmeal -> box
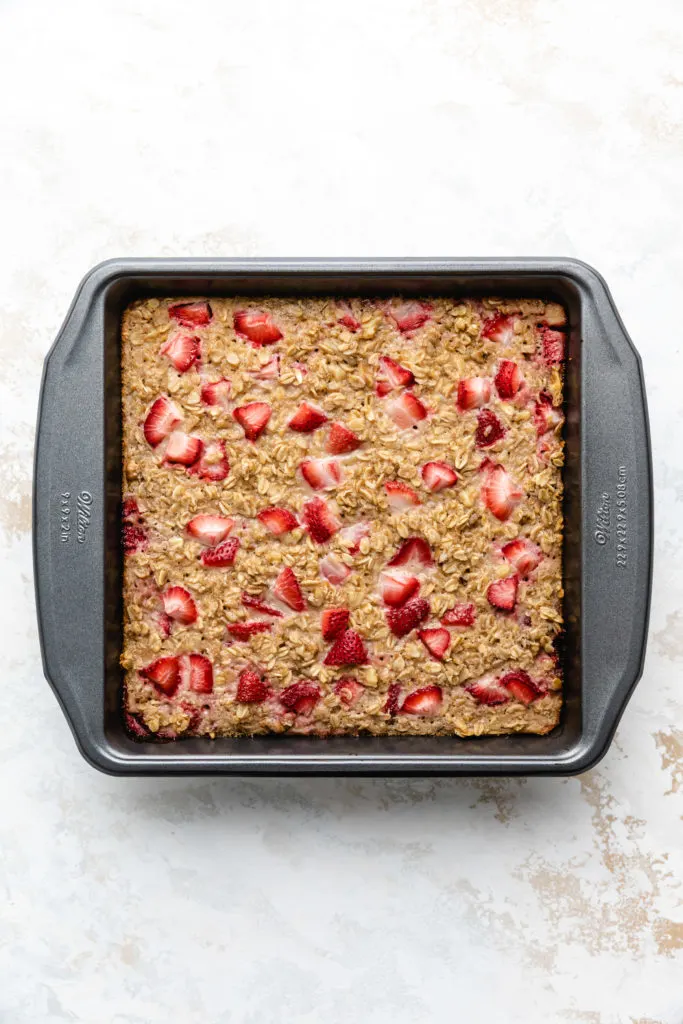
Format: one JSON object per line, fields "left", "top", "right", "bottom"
{"left": 121, "top": 296, "right": 566, "bottom": 740}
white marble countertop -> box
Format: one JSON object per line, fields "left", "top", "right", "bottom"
{"left": 1, "top": 0, "right": 682, "bottom": 1021}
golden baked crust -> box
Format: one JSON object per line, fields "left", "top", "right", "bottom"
{"left": 120, "top": 296, "right": 565, "bottom": 740}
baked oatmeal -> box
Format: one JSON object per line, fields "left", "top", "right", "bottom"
{"left": 120, "top": 295, "right": 566, "bottom": 740}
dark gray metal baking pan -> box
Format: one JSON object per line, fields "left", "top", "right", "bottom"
{"left": 33, "top": 258, "right": 653, "bottom": 776}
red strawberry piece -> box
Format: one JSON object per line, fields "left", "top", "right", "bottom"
{"left": 234, "top": 309, "right": 283, "bottom": 347}
{"left": 476, "top": 409, "right": 506, "bottom": 448}
{"left": 534, "top": 392, "right": 563, "bottom": 435}
{"left": 385, "top": 481, "right": 421, "bottom": 510}
{"left": 338, "top": 302, "right": 361, "bottom": 332}
{"left": 164, "top": 431, "right": 203, "bottom": 466}
{"left": 302, "top": 498, "right": 341, "bottom": 543}
{"left": 201, "top": 536, "right": 240, "bottom": 567}
{"left": 376, "top": 355, "right": 415, "bottom": 396}
{"left": 481, "top": 463, "right": 523, "bottom": 521}
{"left": 323, "top": 629, "right": 369, "bottom": 667}
{"left": 325, "top": 422, "right": 362, "bottom": 454}
{"left": 481, "top": 312, "right": 515, "bottom": 344}
{"left": 379, "top": 572, "right": 420, "bottom": 607}
{"left": 288, "top": 402, "right": 328, "bottom": 432}
{"left": 501, "top": 538, "right": 542, "bottom": 577}
{"left": 122, "top": 523, "right": 148, "bottom": 554}
{"left": 465, "top": 674, "right": 510, "bottom": 705}
{"left": 143, "top": 395, "right": 183, "bottom": 447}
{"left": 335, "top": 678, "right": 363, "bottom": 706}
{"left": 160, "top": 330, "right": 201, "bottom": 373}
{"left": 417, "top": 628, "right": 451, "bottom": 661}
{"left": 251, "top": 353, "right": 280, "bottom": 380}
{"left": 187, "top": 514, "right": 234, "bottom": 546}
{"left": 456, "top": 376, "right": 491, "bottom": 411}
{"left": 279, "top": 681, "right": 321, "bottom": 716}
{"left": 486, "top": 574, "right": 519, "bottom": 611}
{"left": 233, "top": 402, "right": 271, "bottom": 441}
{"left": 386, "top": 391, "right": 428, "bottom": 429}
{"left": 441, "top": 602, "right": 476, "bottom": 627}
{"left": 273, "top": 566, "right": 306, "bottom": 612}
{"left": 190, "top": 439, "right": 229, "bottom": 481}
{"left": 338, "top": 521, "right": 369, "bottom": 554}
{"left": 124, "top": 711, "right": 151, "bottom": 738}
{"left": 383, "top": 683, "right": 401, "bottom": 716}
{"left": 227, "top": 620, "right": 272, "bottom": 641}
{"left": 386, "top": 537, "right": 433, "bottom": 569}
{"left": 162, "top": 586, "right": 198, "bottom": 624}
{"left": 321, "top": 607, "right": 350, "bottom": 641}
{"left": 185, "top": 653, "right": 213, "bottom": 694}
{"left": 421, "top": 461, "right": 458, "bottom": 492}
{"left": 121, "top": 497, "right": 139, "bottom": 520}
{"left": 236, "top": 668, "right": 271, "bottom": 703}
{"left": 500, "top": 669, "right": 543, "bottom": 704}
{"left": 155, "top": 611, "right": 171, "bottom": 638}
{"left": 494, "top": 359, "right": 523, "bottom": 399}
{"left": 388, "top": 301, "right": 432, "bottom": 333}
{"left": 320, "top": 553, "right": 352, "bottom": 586}
{"left": 400, "top": 684, "right": 443, "bottom": 715}
{"left": 540, "top": 327, "right": 565, "bottom": 364}
{"left": 257, "top": 506, "right": 298, "bottom": 535}
{"left": 140, "top": 655, "right": 181, "bottom": 696}
{"left": 201, "top": 378, "right": 232, "bottom": 410}
{"left": 300, "top": 458, "right": 343, "bottom": 490}
{"left": 169, "top": 301, "right": 212, "bottom": 327}
{"left": 241, "top": 592, "right": 284, "bottom": 617}
{"left": 386, "top": 596, "right": 430, "bottom": 637}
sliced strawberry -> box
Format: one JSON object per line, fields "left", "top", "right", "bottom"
{"left": 379, "top": 572, "right": 420, "bottom": 607}
{"left": 338, "top": 302, "right": 361, "bottom": 332}
{"left": 241, "top": 592, "right": 284, "bottom": 618}
{"left": 143, "top": 395, "right": 182, "bottom": 447}
{"left": 279, "top": 681, "right": 321, "bottom": 716}
{"left": 155, "top": 611, "right": 171, "bottom": 638}
{"left": 164, "top": 431, "right": 203, "bottom": 466}
{"left": 500, "top": 669, "right": 543, "bottom": 704}
{"left": 540, "top": 327, "right": 565, "bottom": 364}
{"left": 456, "top": 377, "right": 491, "bottom": 411}
{"left": 233, "top": 402, "right": 271, "bottom": 441}
{"left": 121, "top": 497, "right": 139, "bottom": 519}
{"left": 227, "top": 620, "right": 272, "bottom": 641}
{"left": 323, "top": 629, "right": 369, "bottom": 666}
{"left": 201, "top": 537, "right": 240, "bottom": 567}
{"left": 501, "top": 538, "right": 542, "bottom": 577}
{"left": 534, "top": 392, "right": 563, "bottom": 435}
{"left": 325, "top": 422, "right": 362, "bottom": 454}
{"left": 335, "top": 677, "right": 363, "bottom": 706}
{"left": 140, "top": 655, "right": 180, "bottom": 696}
{"left": 386, "top": 391, "right": 428, "bottom": 429}
{"left": 441, "top": 602, "right": 476, "bottom": 627}
{"left": 124, "top": 711, "right": 151, "bottom": 738}
{"left": 288, "top": 402, "right": 328, "bottom": 433}
{"left": 383, "top": 683, "right": 401, "bottom": 716}
{"left": 400, "top": 684, "right": 443, "bottom": 714}
{"left": 388, "top": 301, "right": 432, "bottom": 333}
{"left": 169, "top": 301, "right": 212, "bottom": 327}
{"left": 481, "top": 312, "right": 515, "bottom": 344}
{"left": 421, "top": 461, "right": 458, "bottom": 492}
{"left": 160, "top": 330, "right": 200, "bottom": 373}
{"left": 162, "top": 586, "right": 198, "bottom": 625}
{"left": 236, "top": 668, "right": 271, "bottom": 703}
{"left": 234, "top": 309, "right": 283, "bottom": 347}
{"left": 273, "top": 566, "right": 306, "bottom": 612}
{"left": 338, "top": 521, "right": 369, "bottom": 554}
{"left": 386, "top": 537, "right": 433, "bottom": 569}
{"left": 465, "top": 674, "right": 510, "bottom": 705}
{"left": 251, "top": 353, "right": 280, "bottom": 380}
{"left": 418, "top": 628, "right": 451, "bottom": 661}
{"left": 187, "top": 514, "right": 234, "bottom": 546}
{"left": 475, "top": 409, "right": 506, "bottom": 448}
{"left": 481, "top": 463, "right": 523, "bottom": 521}
{"left": 185, "top": 653, "right": 213, "bottom": 694}
{"left": 200, "top": 378, "right": 232, "bottom": 410}
{"left": 122, "top": 523, "right": 148, "bottom": 554}
{"left": 386, "top": 596, "right": 430, "bottom": 637}
{"left": 376, "top": 355, "right": 415, "bottom": 396}
{"left": 302, "top": 498, "right": 341, "bottom": 543}
{"left": 320, "top": 553, "right": 352, "bottom": 586}
{"left": 486, "top": 574, "right": 519, "bottom": 611}
{"left": 190, "top": 439, "right": 229, "bottom": 481}
{"left": 494, "top": 359, "right": 523, "bottom": 399}
{"left": 257, "top": 506, "right": 298, "bottom": 535}
{"left": 300, "top": 458, "right": 343, "bottom": 490}
{"left": 385, "top": 480, "right": 421, "bottom": 510}
{"left": 321, "top": 607, "right": 350, "bottom": 641}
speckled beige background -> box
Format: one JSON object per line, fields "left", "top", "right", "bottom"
{"left": 1, "top": 0, "right": 681, "bottom": 1021}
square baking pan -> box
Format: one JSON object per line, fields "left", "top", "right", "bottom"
{"left": 33, "top": 258, "right": 653, "bottom": 776}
